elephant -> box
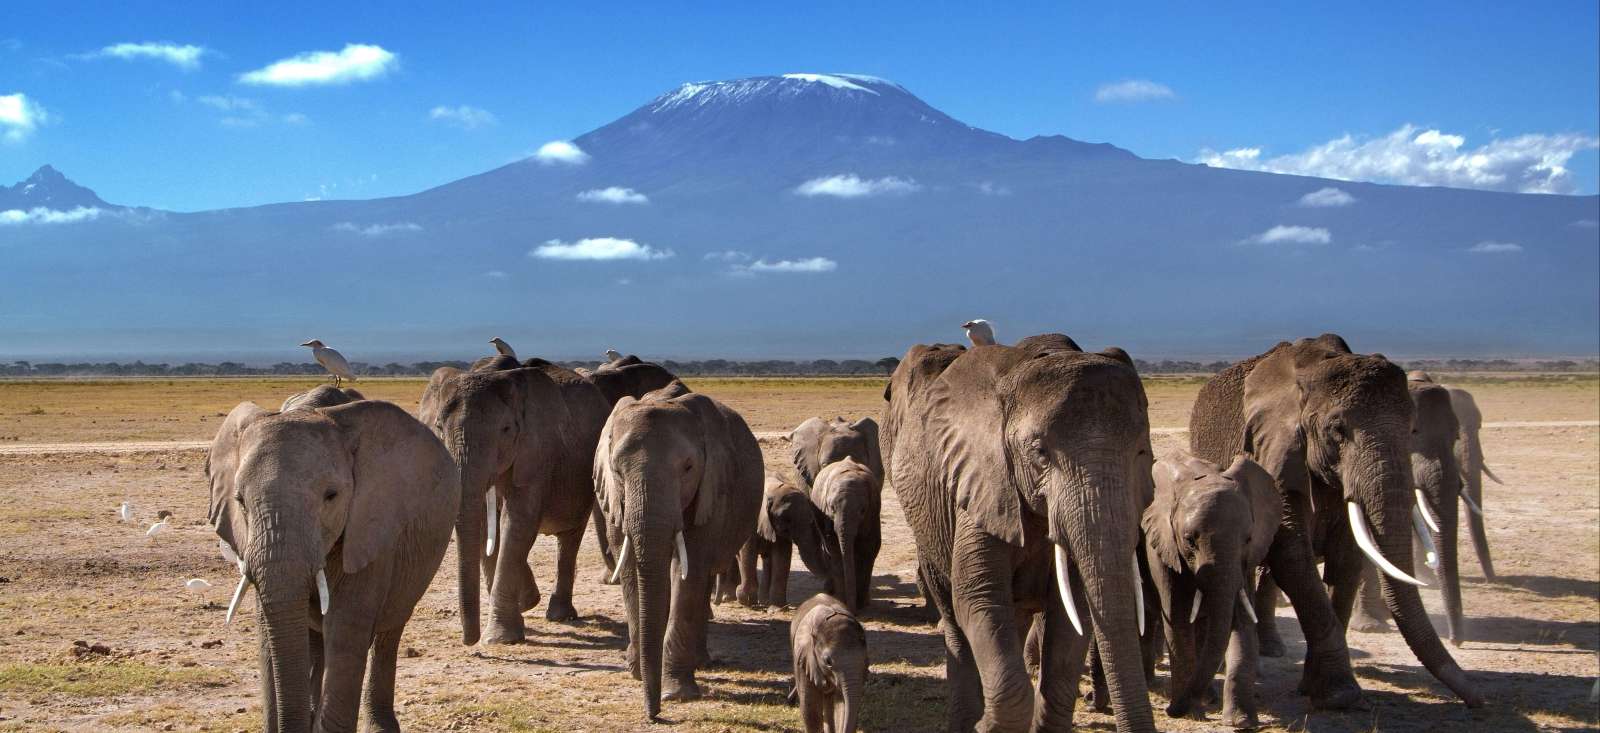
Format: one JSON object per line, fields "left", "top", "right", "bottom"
{"left": 1144, "top": 452, "right": 1280, "bottom": 728}
{"left": 1446, "top": 383, "right": 1499, "bottom": 579}
{"left": 281, "top": 385, "right": 364, "bottom": 412}
{"left": 809, "top": 457, "right": 881, "bottom": 611}
{"left": 206, "top": 399, "right": 459, "bottom": 732}
{"left": 594, "top": 380, "right": 764, "bottom": 720}
{"left": 789, "top": 416, "right": 884, "bottom": 488}
{"left": 720, "top": 474, "right": 836, "bottom": 608}
{"left": 885, "top": 336, "right": 1157, "bottom": 732}
{"left": 418, "top": 357, "right": 611, "bottom": 645}
{"left": 1188, "top": 335, "right": 1483, "bottom": 708}
{"left": 790, "top": 593, "right": 868, "bottom": 733}
{"left": 579, "top": 355, "right": 680, "bottom": 580}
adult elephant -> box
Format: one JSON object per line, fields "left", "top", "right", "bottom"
{"left": 810, "top": 457, "right": 881, "bottom": 610}
{"left": 1445, "top": 383, "right": 1499, "bottom": 579}
{"left": 207, "top": 399, "right": 458, "bottom": 732}
{"left": 1189, "top": 335, "right": 1483, "bottom": 708}
{"left": 886, "top": 336, "right": 1157, "bottom": 733}
{"left": 594, "top": 381, "right": 763, "bottom": 720}
{"left": 419, "top": 358, "right": 611, "bottom": 645}
{"left": 280, "top": 385, "right": 364, "bottom": 411}
{"left": 579, "top": 355, "right": 680, "bottom": 581}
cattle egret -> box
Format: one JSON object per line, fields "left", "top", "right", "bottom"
{"left": 146, "top": 520, "right": 168, "bottom": 537}
{"left": 301, "top": 339, "right": 357, "bottom": 386}
{"left": 604, "top": 349, "right": 623, "bottom": 363}
{"left": 185, "top": 578, "right": 212, "bottom": 591}
{"left": 118, "top": 502, "right": 133, "bottom": 522}
{"left": 962, "top": 319, "right": 997, "bottom": 346}
{"left": 489, "top": 337, "right": 517, "bottom": 359}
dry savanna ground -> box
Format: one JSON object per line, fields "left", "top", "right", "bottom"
{"left": 0, "top": 374, "right": 1595, "bottom": 732}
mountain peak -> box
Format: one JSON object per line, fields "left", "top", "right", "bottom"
{"left": 2, "top": 165, "right": 112, "bottom": 211}
{"left": 644, "top": 73, "right": 913, "bottom": 114}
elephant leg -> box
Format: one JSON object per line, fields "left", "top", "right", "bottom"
{"left": 315, "top": 614, "right": 374, "bottom": 733}
{"left": 948, "top": 522, "right": 1032, "bottom": 732}
{"left": 1020, "top": 611, "right": 1040, "bottom": 675}
{"left": 487, "top": 486, "right": 542, "bottom": 644}
{"left": 858, "top": 517, "right": 881, "bottom": 609}
{"left": 662, "top": 569, "right": 711, "bottom": 701}
{"left": 361, "top": 627, "right": 404, "bottom": 733}
{"left": 1088, "top": 642, "right": 1110, "bottom": 713}
{"left": 619, "top": 543, "right": 641, "bottom": 681}
{"left": 1220, "top": 604, "right": 1261, "bottom": 729}
{"left": 736, "top": 542, "right": 760, "bottom": 607}
{"left": 545, "top": 526, "right": 582, "bottom": 622}
{"left": 309, "top": 627, "right": 325, "bottom": 720}
{"left": 1323, "top": 519, "right": 1365, "bottom": 631}
{"left": 1349, "top": 562, "right": 1391, "bottom": 632}
{"left": 1034, "top": 585, "right": 1090, "bottom": 730}
{"left": 916, "top": 563, "right": 941, "bottom": 624}
{"left": 923, "top": 562, "right": 982, "bottom": 732}
{"left": 593, "top": 503, "right": 618, "bottom": 584}
{"left": 1162, "top": 585, "right": 1200, "bottom": 718}
{"left": 1266, "top": 493, "right": 1364, "bottom": 710}
{"left": 1253, "top": 570, "right": 1285, "bottom": 657}
{"left": 769, "top": 541, "right": 793, "bottom": 608}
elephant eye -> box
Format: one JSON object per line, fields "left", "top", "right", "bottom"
{"left": 1327, "top": 418, "right": 1349, "bottom": 444}
{"left": 324, "top": 490, "right": 338, "bottom": 502}
{"left": 823, "top": 654, "right": 835, "bottom": 668}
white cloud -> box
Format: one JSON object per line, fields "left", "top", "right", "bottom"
{"left": 1199, "top": 125, "right": 1600, "bottom": 194}
{"left": 1242, "top": 225, "right": 1332, "bottom": 245}
{"left": 239, "top": 44, "right": 397, "bottom": 87}
{"left": 282, "top": 112, "right": 309, "bottom": 125}
{"left": 483, "top": 270, "right": 508, "bottom": 279}
{"left": 703, "top": 250, "right": 750, "bottom": 262}
{"left": 976, "top": 181, "right": 1012, "bottom": 196}
{"left": 1094, "top": 79, "right": 1175, "bottom": 103}
{"left": 531, "top": 237, "right": 672, "bottom": 261}
{"left": 1572, "top": 219, "right": 1599, "bottom": 229}
{"left": 795, "top": 173, "right": 920, "bottom": 198}
{"left": 737, "top": 257, "right": 838, "bottom": 274}
{"left": 429, "top": 105, "right": 497, "bottom": 129}
{"left": 0, "top": 93, "right": 47, "bottom": 142}
{"left": 534, "top": 140, "right": 589, "bottom": 165}
{"left": 97, "top": 42, "right": 206, "bottom": 70}
{"left": 198, "top": 95, "right": 258, "bottom": 112}
{"left": 0, "top": 206, "right": 102, "bottom": 225}
{"left": 1297, "top": 187, "right": 1356, "bottom": 207}
{"left": 1468, "top": 241, "right": 1523, "bottom": 254}
{"left": 332, "top": 221, "right": 422, "bottom": 237}
{"left": 576, "top": 186, "right": 649, "bottom": 205}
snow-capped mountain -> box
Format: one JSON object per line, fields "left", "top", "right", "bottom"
{"left": 3, "top": 73, "right": 1596, "bottom": 361}
{"left": 0, "top": 165, "right": 113, "bottom": 212}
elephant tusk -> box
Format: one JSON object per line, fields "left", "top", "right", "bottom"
{"left": 225, "top": 572, "right": 250, "bottom": 624}
{"left": 1348, "top": 502, "right": 1427, "bottom": 587}
{"left": 1412, "top": 506, "right": 1440, "bottom": 571}
{"left": 1132, "top": 552, "right": 1145, "bottom": 637}
{"left": 1415, "top": 490, "right": 1441, "bottom": 533}
{"left": 1189, "top": 590, "right": 1202, "bottom": 623}
{"left": 609, "top": 535, "right": 630, "bottom": 584}
{"left": 1053, "top": 544, "right": 1084, "bottom": 636}
{"left": 1237, "top": 589, "right": 1258, "bottom": 624}
{"left": 485, "top": 487, "right": 498, "bottom": 557}
{"left": 316, "top": 569, "right": 331, "bottom": 615}
{"left": 1460, "top": 491, "right": 1484, "bottom": 517}
{"left": 675, "top": 531, "right": 689, "bottom": 580}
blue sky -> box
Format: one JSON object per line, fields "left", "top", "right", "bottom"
{"left": 3, "top": 1, "right": 1597, "bottom": 211}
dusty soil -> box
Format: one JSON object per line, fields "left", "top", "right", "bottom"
{"left": 0, "top": 375, "right": 1595, "bottom": 731}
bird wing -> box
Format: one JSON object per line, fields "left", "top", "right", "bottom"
{"left": 317, "top": 347, "right": 355, "bottom": 378}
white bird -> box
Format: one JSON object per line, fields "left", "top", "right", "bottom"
{"left": 185, "top": 578, "right": 212, "bottom": 591}
{"left": 118, "top": 502, "right": 133, "bottom": 522}
{"left": 219, "top": 539, "right": 242, "bottom": 568}
{"left": 145, "top": 520, "right": 167, "bottom": 537}
{"left": 489, "top": 337, "right": 517, "bottom": 359}
{"left": 301, "top": 339, "right": 356, "bottom": 387}
{"left": 604, "top": 349, "right": 623, "bottom": 363}
{"left": 962, "top": 319, "right": 997, "bottom": 347}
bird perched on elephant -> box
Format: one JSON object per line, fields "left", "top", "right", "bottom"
{"left": 1144, "top": 452, "right": 1280, "bottom": 728}
{"left": 1189, "top": 335, "right": 1483, "bottom": 708}
{"left": 301, "top": 339, "right": 356, "bottom": 386}
{"left": 418, "top": 358, "right": 611, "bottom": 645}
{"left": 885, "top": 336, "right": 1157, "bottom": 733}
{"left": 206, "top": 398, "right": 459, "bottom": 732}
{"left": 594, "top": 380, "right": 763, "bottom": 720}
{"left": 808, "top": 457, "right": 881, "bottom": 610}
{"left": 721, "top": 474, "right": 836, "bottom": 608}
{"left": 790, "top": 593, "right": 868, "bottom": 733}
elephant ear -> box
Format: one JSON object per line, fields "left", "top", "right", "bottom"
{"left": 1223, "top": 455, "right": 1282, "bottom": 568}
{"left": 1241, "top": 347, "right": 1311, "bottom": 499}
{"left": 329, "top": 401, "right": 459, "bottom": 575}
{"left": 929, "top": 352, "right": 1026, "bottom": 547}
{"left": 207, "top": 402, "right": 270, "bottom": 559}
{"left": 1143, "top": 452, "right": 1194, "bottom": 572}
{"left": 788, "top": 417, "right": 827, "bottom": 487}
{"left": 756, "top": 477, "right": 781, "bottom": 542}
{"left": 595, "top": 397, "right": 638, "bottom": 529}
{"left": 849, "top": 417, "right": 884, "bottom": 485}
{"left": 687, "top": 394, "right": 734, "bottom": 528}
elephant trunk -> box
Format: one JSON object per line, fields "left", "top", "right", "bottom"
{"left": 836, "top": 666, "right": 864, "bottom": 733}
{"left": 1461, "top": 432, "right": 1495, "bottom": 579}
{"left": 246, "top": 508, "right": 319, "bottom": 733}
{"left": 836, "top": 512, "right": 860, "bottom": 610}
{"left": 1433, "top": 488, "right": 1465, "bottom": 644}
{"left": 1175, "top": 563, "right": 1242, "bottom": 716}
{"left": 634, "top": 532, "right": 673, "bottom": 721}
{"left": 452, "top": 438, "right": 488, "bottom": 645}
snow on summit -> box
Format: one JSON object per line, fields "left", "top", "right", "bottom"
{"left": 780, "top": 73, "right": 879, "bottom": 94}
{"left": 648, "top": 73, "right": 898, "bottom": 112}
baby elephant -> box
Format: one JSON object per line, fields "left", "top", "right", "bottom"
{"left": 1143, "top": 451, "right": 1279, "bottom": 729}
{"left": 809, "top": 457, "right": 881, "bottom": 610}
{"left": 790, "top": 594, "right": 868, "bottom": 733}
{"left": 720, "top": 475, "right": 834, "bottom": 608}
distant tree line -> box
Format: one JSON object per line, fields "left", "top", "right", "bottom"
{"left": 2, "top": 357, "right": 1595, "bottom": 378}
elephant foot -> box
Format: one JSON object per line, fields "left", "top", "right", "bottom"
{"left": 1258, "top": 634, "right": 1286, "bottom": 658}
{"left": 1085, "top": 688, "right": 1112, "bottom": 714}
{"left": 599, "top": 568, "right": 620, "bottom": 585}
{"left": 364, "top": 710, "right": 402, "bottom": 733}
{"left": 1221, "top": 706, "right": 1259, "bottom": 730}
{"left": 545, "top": 596, "right": 578, "bottom": 622}
{"left": 626, "top": 645, "right": 640, "bottom": 680}
{"left": 662, "top": 675, "right": 702, "bottom": 702}
{"left": 1349, "top": 611, "right": 1391, "bottom": 633}
{"left": 483, "top": 615, "right": 527, "bottom": 645}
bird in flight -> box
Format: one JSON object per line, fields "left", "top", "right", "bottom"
{"left": 301, "top": 339, "right": 356, "bottom": 386}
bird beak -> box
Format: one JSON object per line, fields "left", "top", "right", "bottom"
{"left": 961, "top": 321, "right": 975, "bottom": 329}
{"left": 299, "top": 340, "right": 314, "bottom": 346}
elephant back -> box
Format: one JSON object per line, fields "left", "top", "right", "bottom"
{"left": 1189, "top": 348, "right": 1279, "bottom": 464}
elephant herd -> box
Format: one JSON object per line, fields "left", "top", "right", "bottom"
{"left": 203, "top": 332, "right": 1504, "bottom": 732}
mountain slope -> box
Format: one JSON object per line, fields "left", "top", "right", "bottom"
{"left": 0, "top": 165, "right": 113, "bottom": 211}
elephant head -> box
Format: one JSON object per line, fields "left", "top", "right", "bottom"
{"left": 1146, "top": 452, "right": 1279, "bottom": 718}
{"left": 1407, "top": 376, "right": 1465, "bottom": 644}
{"left": 788, "top": 416, "right": 883, "bottom": 488}
{"left": 206, "top": 400, "right": 458, "bottom": 731}
{"left": 758, "top": 475, "right": 834, "bottom": 582}
{"left": 925, "top": 343, "right": 1156, "bottom": 731}
{"left": 584, "top": 355, "right": 678, "bottom": 406}
{"left": 1241, "top": 336, "right": 1480, "bottom": 704}
{"left": 791, "top": 594, "right": 868, "bottom": 733}
{"left": 809, "top": 457, "right": 880, "bottom": 609}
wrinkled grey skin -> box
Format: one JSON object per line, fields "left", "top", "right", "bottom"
{"left": 718, "top": 475, "right": 836, "bottom": 608}
{"left": 809, "top": 457, "right": 881, "bottom": 611}
{"left": 281, "top": 386, "right": 365, "bottom": 412}
{"left": 1446, "top": 385, "right": 1499, "bottom": 579}
{"left": 418, "top": 359, "right": 610, "bottom": 645}
{"left": 579, "top": 356, "right": 680, "bottom": 582}
{"left": 790, "top": 593, "right": 868, "bottom": 733}
{"left": 1189, "top": 335, "right": 1483, "bottom": 708}
{"left": 595, "top": 381, "right": 763, "bottom": 720}
{"left": 1145, "top": 452, "right": 1280, "bottom": 728}
{"left": 885, "top": 337, "right": 1157, "bottom": 733}
{"left": 789, "top": 416, "right": 884, "bottom": 489}
{"left": 207, "top": 399, "right": 458, "bottom": 732}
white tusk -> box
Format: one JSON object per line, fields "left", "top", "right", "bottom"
{"left": 1348, "top": 502, "right": 1427, "bottom": 587}
{"left": 485, "top": 487, "right": 498, "bottom": 557}
{"left": 1412, "top": 505, "right": 1440, "bottom": 571}
{"left": 609, "top": 535, "right": 630, "bottom": 584}
{"left": 226, "top": 573, "right": 250, "bottom": 624}
{"left": 1053, "top": 544, "right": 1084, "bottom": 636}
{"left": 1190, "top": 590, "right": 1203, "bottom": 623}
{"left": 1415, "top": 490, "right": 1441, "bottom": 533}
{"left": 1238, "top": 588, "right": 1258, "bottom": 624}
{"left": 674, "top": 532, "right": 689, "bottom": 580}
{"left": 1460, "top": 491, "right": 1484, "bottom": 516}
{"left": 1132, "top": 552, "right": 1145, "bottom": 637}
{"left": 316, "top": 569, "right": 330, "bottom": 615}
